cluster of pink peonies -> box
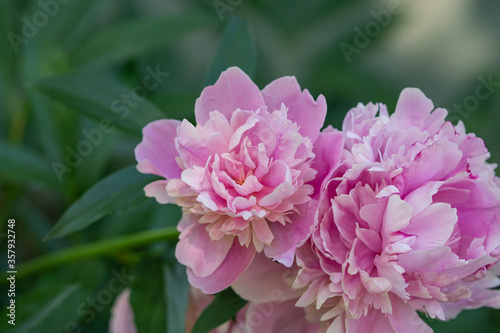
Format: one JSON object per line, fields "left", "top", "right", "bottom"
{"left": 125, "top": 67, "right": 500, "bottom": 332}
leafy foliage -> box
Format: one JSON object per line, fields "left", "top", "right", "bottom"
{"left": 46, "top": 166, "right": 156, "bottom": 239}
{"left": 1, "top": 0, "right": 499, "bottom": 332}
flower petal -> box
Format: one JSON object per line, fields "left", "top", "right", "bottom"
{"left": 265, "top": 201, "right": 317, "bottom": 266}
{"left": 261, "top": 76, "right": 326, "bottom": 142}
{"left": 232, "top": 253, "right": 299, "bottom": 302}
{"left": 186, "top": 241, "right": 255, "bottom": 294}
{"left": 135, "top": 119, "right": 182, "bottom": 179}
{"left": 194, "top": 67, "right": 265, "bottom": 125}
{"left": 176, "top": 217, "right": 233, "bottom": 278}
{"left": 144, "top": 180, "right": 172, "bottom": 204}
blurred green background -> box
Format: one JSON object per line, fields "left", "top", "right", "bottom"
{"left": 1, "top": 0, "right": 500, "bottom": 332}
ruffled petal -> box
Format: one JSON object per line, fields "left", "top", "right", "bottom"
{"left": 176, "top": 217, "right": 233, "bottom": 278}
{"left": 195, "top": 67, "right": 265, "bottom": 125}
{"left": 261, "top": 76, "right": 326, "bottom": 142}
{"left": 232, "top": 253, "right": 298, "bottom": 302}
{"left": 187, "top": 241, "right": 255, "bottom": 294}
{"left": 135, "top": 119, "right": 182, "bottom": 179}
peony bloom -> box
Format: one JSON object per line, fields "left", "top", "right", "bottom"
{"left": 110, "top": 288, "right": 319, "bottom": 333}
{"left": 135, "top": 67, "right": 333, "bottom": 293}
{"left": 109, "top": 289, "right": 137, "bottom": 333}
{"left": 294, "top": 88, "right": 500, "bottom": 332}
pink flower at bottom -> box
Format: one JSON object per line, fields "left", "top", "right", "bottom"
{"left": 135, "top": 67, "right": 340, "bottom": 293}
{"left": 294, "top": 88, "right": 500, "bottom": 332}
{"left": 109, "top": 289, "right": 137, "bottom": 333}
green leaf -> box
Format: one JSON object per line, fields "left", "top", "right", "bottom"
{"left": 72, "top": 12, "right": 216, "bottom": 68}
{"left": 0, "top": 142, "right": 59, "bottom": 188}
{"left": 165, "top": 250, "right": 190, "bottom": 333}
{"left": 32, "top": 0, "right": 109, "bottom": 48}
{"left": 205, "top": 15, "right": 256, "bottom": 86}
{"left": 36, "top": 72, "right": 165, "bottom": 136}
{"left": 191, "top": 288, "right": 248, "bottom": 333}
{"left": 130, "top": 250, "right": 189, "bottom": 333}
{"left": 130, "top": 258, "right": 167, "bottom": 332}
{"left": 46, "top": 166, "right": 156, "bottom": 239}
{"left": 9, "top": 284, "right": 80, "bottom": 333}
{"left": 0, "top": 0, "right": 14, "bottom": 77}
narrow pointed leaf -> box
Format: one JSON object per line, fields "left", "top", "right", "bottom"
{"left": 36, "top": 73, "right": 165, "bottom": 136}
{"left": 130, "top": 249, "right": 189, "bottom": 333}
{"left": 191, "top": 288, "right": 248, "bottom": 333}
{"left": 0, "top": 142, "right": 59, "bottom": 188}
{"left": 46, "top": 166, "right": 156, "bottom": 239}
{"left": 73, "top": 12, "right": 216, "bottom": 68}
{"left": 10, "top": 284, "right": 80, "bottom": 333}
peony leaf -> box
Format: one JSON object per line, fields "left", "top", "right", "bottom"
{"left": 204, "top": 15, "right": 256, "bottom": 86}
{"left": 165, "top": 257, "right": 190, "bottom": 333}
{"left": 0, "top": 142, "right": 59, "bottom": 188}
{"left": 191, "top": 288, "right": 248, "bottom": 333}
{"left": 36, "top": 73, "right": 165, "bottom": 136}
{"left": 130, "top": 251, "right": 189, "bottom": 333}
{"left": 45, "top": 166, "right": 156, "bottom": 239}
{"left": 8, "top": 284, "right": 80, "bottom": 333}
{"left": 72, "top": 12, "right": 216, "bottom": 69}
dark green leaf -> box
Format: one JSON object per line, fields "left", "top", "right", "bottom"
{"left": 130, "top": 258, "right": 167, "bottom": 332}
{"left": 9, "top": 284, "right": 80, "bottom": 333}
{"left": 45, "top": 166, "right": 156, "bottom": 239}
{"left": 32, "top": 0, "right": 110, "bottom": 49}
{"left": 130, "top": 250, "right": 190, "bottom": 333}
{"left": 205, "top": 15, "right": 256, "bottom": 86}
{"left": 0, "top": 142, "right": 59, "bottom": 188}
{"left": 191, "top": 288, "right": 248, "bottom": 333}
{"left": 165, "top": 250, "right": 190, "bottom": 333}
{"left": 0, "top": 0, "right": 15, "bottom": 77}
{"left": 72, "top": 12, "right": 216, "bottom": 68}
{"left": 36, "top": 73, "right": 165, "bottom": 136}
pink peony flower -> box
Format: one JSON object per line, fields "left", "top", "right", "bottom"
{"left": 110, "top": 288, "right": 319, "bottom": 333}
{"left": 135, "top": 67, "right": 334, "bottom": 293}
{"left": 109, "top": 289, "right": 137, "bottom": 333}
{"left": 294, "top": 88, "right": 500, "bottom": 332}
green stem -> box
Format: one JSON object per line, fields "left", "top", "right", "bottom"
{"left": 2, "top": 227, "right": 179, "bottom": 282}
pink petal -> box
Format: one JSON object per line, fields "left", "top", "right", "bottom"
{"left": 382, "top": 195, "right": 413, "bottom": 236}
{"left": 260, "top": 160, "right": 292, "bottom": 188}
{"left": 186, "top": 241, "right": 255, "bottom": 294}
{"left": 398, "top": 246, "right": 460, "bottom": 273}
{"left": 252, "top": 218, "right": 274, "bottom": 245}
{"left": 387, "top": 296, "right": 433, "bottom": 333}
{"left": 403, "top": 203, "right": 458, "bottom": 250}
{"left": 309, "top": 129, "right": 344, "bottom": 198}
{"left": 176, "top": 218, "right": 233, "bottom": 278}
{"left": 346, "top": 309, "right": 397, "bottom": 333}
{"left": 397, "top": 141, "right": 463, "bottom": 196}
{"left": 392, "top": 88, "right": 435, "bottom": 130}
{"left": 259, "top": 182, "right": 294, "bottom": 208}
{"left": 194, "top": 67, "right": 265, "bottom": 125}
{"left": 143, "top": 180, "right": 172, "bottom": 204}
{"left": 109, "top": 289, "right": 137, "bottom": 333}
{"left": 242, "top": 300, "right": 319, "bottom": 333}
{"left": 261, "top": 76, "right": 327, "bottom": 142}
{"left": 135, "top": 119, "right": 182, "bottom": 179}
{"left": 232, "top": 253, "right": 299, "bottom": 302}
{"left": 265, "top": 201, "right": 317, "bottom": 266}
